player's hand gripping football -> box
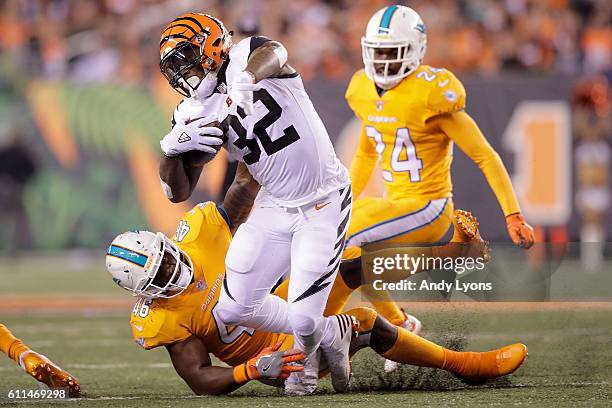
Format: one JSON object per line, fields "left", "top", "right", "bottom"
{"left": 229, "top": 71, "right": 260, "bottom": 115}
{"left": 159, "top": 113, "right": 224, "bottom": 157}
{"left": 234, "top": 342, "right": 305, "bottom": 384}
{"left": 506, "top": 213, "right": 535, "bottom": 249}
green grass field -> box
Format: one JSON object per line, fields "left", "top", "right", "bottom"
{"left": 1, "top": 257, "right": 611, "bottom": 407}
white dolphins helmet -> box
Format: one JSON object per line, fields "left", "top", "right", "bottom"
{"left": 106, "top": 230, "right": 193, "bottom": 299}
{"left": 362, "top": 5, "right": 427, "bottom": 89}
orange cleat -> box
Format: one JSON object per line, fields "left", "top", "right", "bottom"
{"left": 20, "top": 351, "right": 81, "bottom": 397}
{"left": 451, "top": 209, "right": 491, "bottom": 262}
{"left": 443, "top": 343, "right": 528, "bottom": 384}
{"left": 453, "top": 209, "right": 479, "bottom": 241}
{"left": 494, "top": 343, "right": 529, "bottom": 377}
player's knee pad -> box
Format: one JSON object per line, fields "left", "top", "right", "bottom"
{"left": 216, "top": 290, "right": 257, "bottom": 326}
{"left": 288, "top": 308, "right": 322, "bottom": 337}
{"left": 364, "top": 309, "right": 398, "bottom": 355}
{"left": 225, "top": 223, "right": 264, "bottom": 274}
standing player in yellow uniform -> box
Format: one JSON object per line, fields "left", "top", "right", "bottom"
{"left": 105, "top": 167, "right": 527, "bottom": 395}
{"left": 338, "top": 5, "right": 536, "bottom": 371}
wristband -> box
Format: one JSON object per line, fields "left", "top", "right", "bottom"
{"left": 233, "top": 364, "right": 251, "bottom": 384}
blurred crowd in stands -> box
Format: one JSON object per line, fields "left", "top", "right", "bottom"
{"left": 0, "top": 0, "right": 610, "bottom": 253}
{"left": 0, "top": 0, "right": 609, "bottom": 85}
{"left": 572, "top": 75, "right": 610, "bottom": 269}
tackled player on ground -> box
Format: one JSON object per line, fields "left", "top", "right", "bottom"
{"left": 105, "top": 164, "right": 526, "bottom": 395}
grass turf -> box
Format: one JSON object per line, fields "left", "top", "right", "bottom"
{"left": 0, "top": 308, "right": 610, "bottom": 407}
{"left": 1, "top": 257, "right": 611, "bottom": 406}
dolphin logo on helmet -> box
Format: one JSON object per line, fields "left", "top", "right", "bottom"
{"left": 106, "top": 230, "right": 194, "bottom": 299}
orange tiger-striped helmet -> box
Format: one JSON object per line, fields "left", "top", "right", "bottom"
{"left": 159, "top": 13, "right": 232, "bottom": 97}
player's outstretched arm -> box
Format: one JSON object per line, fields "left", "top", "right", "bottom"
{"left": 166, "top": 336, "right": 243, "bottom": 395}
{"left": 159, "top": 154, "right": 203, "bottom": 203}
{"left": 222, "top": 162, "right": 260, "bottom": 233}
{"left": 435, "top": 111, "right": 534, "bottom": 248}
{"left": 166, "top": 336, "right": 304, "bottom": 395}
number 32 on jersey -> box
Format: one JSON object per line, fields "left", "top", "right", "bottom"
{"left": 366, "top": 126, "right": 423, "bottom": 182}
{"left": 224, "top": 88, "right": 301, "bottom": 165}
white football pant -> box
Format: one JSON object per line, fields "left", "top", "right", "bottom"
{"left": 217, "top": 186, "right": 352, "bottom": 355}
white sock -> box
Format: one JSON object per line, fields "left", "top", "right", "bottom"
{"left": 319, "top": 317, "right": 338, "bottom": 349}
{"left": 18, "top": 350, "right": 33, "bottom": 370}
{"left": 293, "top": 318, "right": 324, "bottom": 355}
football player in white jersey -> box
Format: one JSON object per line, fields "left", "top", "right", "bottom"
{"left": 156, "top": 13, "right": 351, "bottom": 395}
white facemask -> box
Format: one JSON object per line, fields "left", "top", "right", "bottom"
{"left": 173, "top": 262, "right": 193, "bottom": 291}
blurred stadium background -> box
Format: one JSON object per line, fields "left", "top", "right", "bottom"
{"left": 0, "top": 0, "right": 610, "bottom": 404}
{"left": 0, "top": 0, "right": 610, "bottom": 249}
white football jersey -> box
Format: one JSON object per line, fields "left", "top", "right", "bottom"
{"left": 219, "top": 37, "right": 349, "bottom": 207}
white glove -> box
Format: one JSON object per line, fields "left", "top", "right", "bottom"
{"left": 160, "top": 115, "right": 224, "bottom": 157}
{"left": 229, "top": 71, "right": 260, "bottom": 115}
{"left": 172, "top": 97, "right": 213, "bottom": 127}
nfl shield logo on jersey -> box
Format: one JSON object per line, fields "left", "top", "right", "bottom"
{"left": 444, "top": 90, "right": 458, "bottom": 102}
{"left": 376, "top": 100, "right": 384, "bottom": 111}
{"left": 196, "top": 280, "right": 207, "bottom": 291}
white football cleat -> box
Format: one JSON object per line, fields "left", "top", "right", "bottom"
{"left": 320, "top": 314, "right": 357, "bottom": 392}
{"left": 285, "top": 349, "right": 319, "bottom": 396}
{"left": 384, "top": 312, "right": 423, "bottom": 373}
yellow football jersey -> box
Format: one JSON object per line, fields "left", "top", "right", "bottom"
{"left": 346, "top": 65, "right": 466, "bottom": 201}
{"left": 130, "top": 202, "right": 287, "bottom": 367}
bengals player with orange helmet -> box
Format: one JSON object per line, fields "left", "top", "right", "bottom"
{"left": 159, "top": 14, "right": 232, "bottom": 99}
{"left": 155, "top": 12, "right": 357, "bottom": 396}
{"left": 157, "top": 12, "right": 305, "bottom": 201}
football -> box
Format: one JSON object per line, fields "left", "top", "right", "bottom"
{"left": 179, "top": 120, "right": 225, "bottom": 167}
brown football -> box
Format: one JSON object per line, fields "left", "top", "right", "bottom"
{"left": 179, "top": 121, "right": 225, "bottom": 167}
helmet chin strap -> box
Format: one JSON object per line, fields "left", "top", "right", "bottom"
{"left": 376, "top": 78, "right": 402, "bottom": 90}
{"left": 374, "top": 58, "right": 417, "bottom": 90}
{"left": 174, "top": 262, "right": 193, "bottom": 289}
